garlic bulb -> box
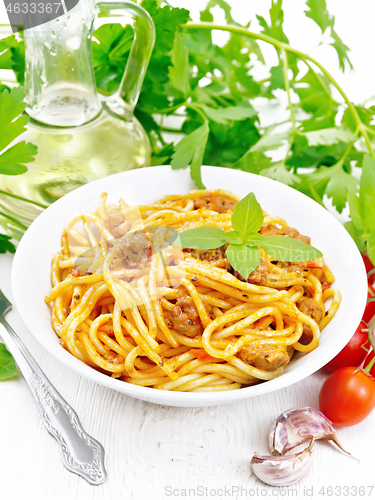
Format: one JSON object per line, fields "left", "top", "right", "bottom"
{"left": 250, "top": 438, "right": 314, "bottom": 487}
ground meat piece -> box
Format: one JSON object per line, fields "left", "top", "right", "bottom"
{"left": 194, "top": 193, "right": 236, "bottom": 213}
{"left": 116, "top": 230, "right": 151, "bottom": 268}
{"left": 297, "top": 296, "right": 325, "bottom": 344}
{"left": 183, "top": 246, "right": 230, "bottom": 269}
{"left": 200, "top": 247, "right": 225, "bottom": 262}
{"left": 277, "top": 261, "right": 306, "bottom": 274}
{"left": 107, "top": 204, "right": 131, "bottom": 237}
{"left": 240, "top": 343, "right": 291, "bottom": 371}
{"left": 183, "top": 248, "right": 201, "bottom": 260}
{"left": 260, "top": 224, "right": 311, "bottom": 245}
{"left": 200, "top": 246, "right": 231, "bottom": 269}
{"left": 298, "top": 297, "right": 324, "bottom": 324}
{"left": 164, "top": 290, "right": 202, "bottom": 337}
{"left": 232, "top": 257, "right": 270, "bottom": 285}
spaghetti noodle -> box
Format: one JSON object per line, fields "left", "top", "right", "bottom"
{"left": 45, "top": 189, "right": 341, "bottom": 392}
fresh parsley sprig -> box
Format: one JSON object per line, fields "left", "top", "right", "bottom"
{"left": 0, "top": 87, "right": 37, "bottom": 176}
{"left": 0, "top": 86, "right": 43, "bottom": 246}
{"left": 345, "top": 154, "right": 375, "bottom": 263}
{"left": 170, "top": 192, "right": 322, "bottom": 280}
{"left": 0, "top": 343, "right": 18, "bottom": 380}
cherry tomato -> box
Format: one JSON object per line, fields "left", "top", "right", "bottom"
{"left": 319, "top": 367, "right": 375, "bottom": 427}
{"left": 362, "top": 253, "right": 375, "bottom": 288}
{"left": 322, "top": 321, "right": 370, "bottom": 374}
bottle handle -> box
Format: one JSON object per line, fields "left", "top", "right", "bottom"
{"left": 95, "top": 1, "right": 155, "bottom": 109}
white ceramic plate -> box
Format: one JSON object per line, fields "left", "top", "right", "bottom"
{"left": 12, "top": 166, "right": 367, "bottom": 407}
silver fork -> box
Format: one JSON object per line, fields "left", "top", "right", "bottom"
{"left": 0, "top": 289, "right": 107, "bottom": 485}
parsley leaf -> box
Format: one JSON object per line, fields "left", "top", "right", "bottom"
{"left": 0, "top": 141, "right": 38, "bottom": 175}
{"left": 169, "top": 31, "right": 190, "bottom": 97}
{"left": 0, "top": 35, "right": 25, "bottom": 85}
{"left": 305, "top": 0, "right": 332, "bottom": 33}
{"left": 199, "top": 103, "right": 257, "bottom": 124}
{"left": 331, "top": 27, "right": 353, "bottom": 72}
{"left": 0, "top": 343, "right": 18, "bottom": 380}
{"left": 347, "top": 191, "right": 365, "bottom": 234}
{"left": 344, "top": 221, "right": 366, "bottom": 254}
{"left": 368, "top": 230, "right": 375, "bottom": 268}
{"left": 0, "top": 234, "right": 16, "bottom": 254}
{"left": 269, "top": 64, "right": 285, "bottom": 92}
{"left": 233, "top": 150, "right": 273, "bottom": 175}
{"left": 204, "top": 0, "right": 238, "bottom": 25}
{"left": 171, "top": 122, "right": 209, "bottom": 171}
{"left": 262, "top": 161, "right": 300, "bottom": 187}
{"left": 257, "top": 0, "right": 289, "bottom": 44}
{"left": 0, "top": 87, "right": 37, "bottom": 176}
{"left": 303, "top": 128, "right": 357, "bottom": 147}
{"left": 359, "top": 155, "right": 375, "bottom": 228}
{"left": 305, "top": 0, "right": 352, "bottom": 71}
{"left": 325, "top": 165, "right": 358, "bottom": 214}
{"left": 190, "top": 121, "right": 209, "bottom": 189}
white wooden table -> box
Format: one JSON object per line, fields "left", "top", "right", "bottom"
{"left": 1, "top": 1, "right": 375, "bottom": 498}
{"left": 1, "top": 253, "right": 374, "bottom": 500}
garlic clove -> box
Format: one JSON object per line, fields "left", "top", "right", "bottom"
{"left": 251, "top": 438, "right": 314, "bottom": 486}
{"left": 269, "top": 407, "right": 353, "bottom": 458}
{"left": 269, "top": 410, "right": 307, "bottom": 456}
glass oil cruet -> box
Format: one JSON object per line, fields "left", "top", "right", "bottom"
{"left": 0, "top": 0, "right": 155, "bottom": 223}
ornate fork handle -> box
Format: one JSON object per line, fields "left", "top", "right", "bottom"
{"left": 0, "top": 316, "right": 107, "bottom": 485}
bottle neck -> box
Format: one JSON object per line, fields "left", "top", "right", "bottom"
{"left": 24, "top": 3, "right": 101, "bottom": 127}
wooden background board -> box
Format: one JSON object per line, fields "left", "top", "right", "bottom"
{"left": 1, "top": 1, "right": 375, "bottom": 497}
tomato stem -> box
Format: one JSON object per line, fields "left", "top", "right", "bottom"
{"left": 363, "top": 315, "right": 375, "bottom": 374}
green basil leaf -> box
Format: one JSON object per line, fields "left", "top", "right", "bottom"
{"left": 224, "top": 230, "right": 244, "bottom": 245}
{"left": 259, "top": 235, "right": 322, "bottom": 262}
{"left": 0, "top": 343, "right": 18, "bottom": 380}
{"left": 245, "top": 233, "right": 266, "bottom": 246}
{"left": 226, "top": 243, "right": 260, "bottom": 280}
{"left": 231, "top": 192, "right": 264, "bottom": 237}
{"left": 170, "top": 226, "right": 228, "bottom": 249}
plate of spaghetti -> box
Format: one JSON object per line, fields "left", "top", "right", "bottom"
{"left": 12, "top": 166, "right": 367, "bottom": 407}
